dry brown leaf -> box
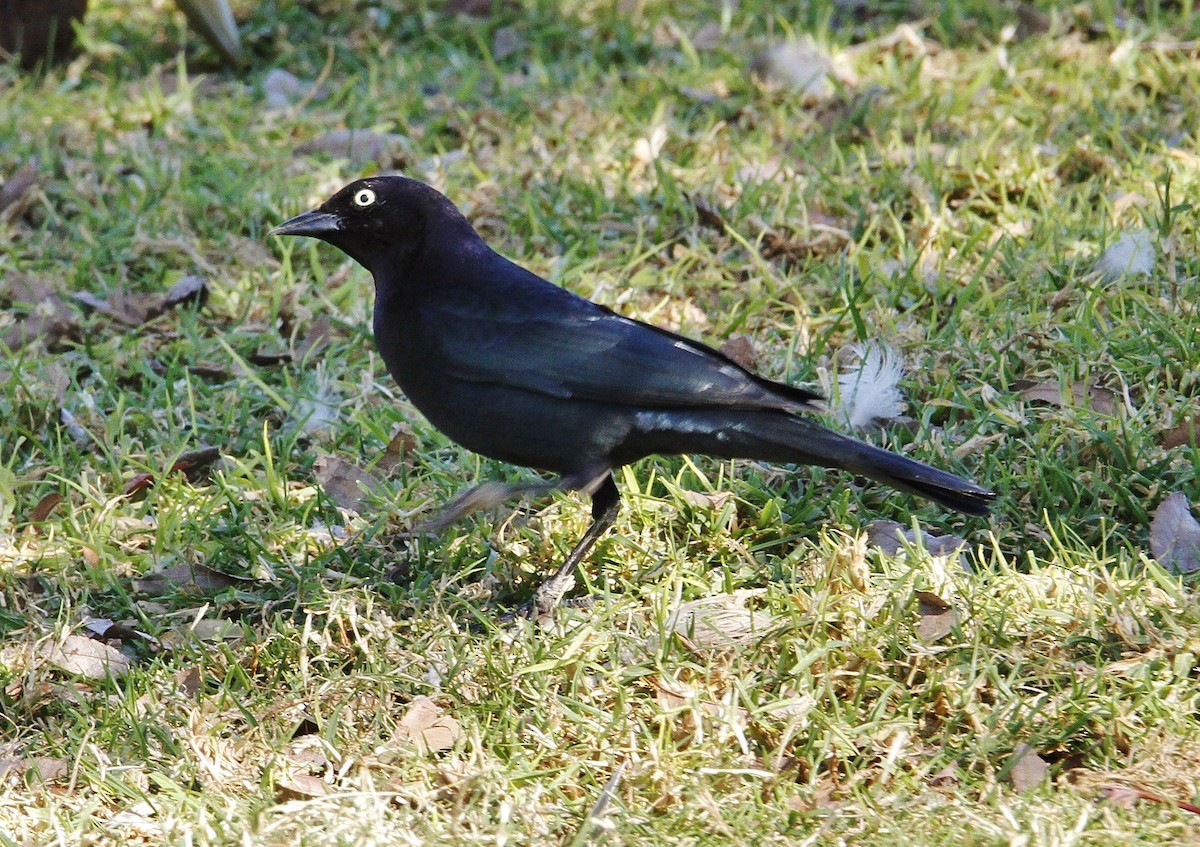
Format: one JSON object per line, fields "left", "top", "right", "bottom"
{"left": 25, "top": 492, "right": 63, "bottom": 524}
{"left": 866, "top": 520, "right": 966, "bottom": 557}
{"left": 314, "top": 454, "right": 383, "bottom": 513}
{"left": 691, "top": 194, "right": 726, "bottom": 233}
{"left": 718, "top": 335, "right": 757, "bottom": 370}
{"left": 46, "top": 634, "right": 131, "bottom": 679}
{"left": 161, "top": 275, "right": 209, "bottom": 312}
{"left": 1149, "top": 492, "right": 1200, "bottom": 574}
{"left": 0, "top": 756, "right": 70, "bottom": 782}
{"left": 276, "top": 773, "right": 331, "bottom": 801}
{"left": 915, "top": 590, "right": 957, "bottom": 643}
{"left": 1007, "top": 743, "right": 1050, "bottom": 792}
{"left": 0, "top": 157, "right": 39, "bottom": 218}
{"left": 677, "top": 489, "right": 733, "bottom": 511}
{"left": 134, "top": 562, "right": 251, "bottom": 595}
{"left": 1013, "top": 379, "right": 1120, "bottom": 415}
{"left": 928, "top": 760, "right": 959, "bottom": 787}
{"left": 294, "top": 313, "right": 332, "bottom": 360}
{"left": 294, "top": 130, "right": 408, "bottom": 168}
{"left": 1163, "top": 416, "right": 1199, "bottom": 449}
{"left": 395, "top": 696, "right": 462, "bottom": 754}
{"left": 377, "top": 423, "right": 418, "bottom": 474}
{"left": 491, "top": 26, "right": 523, "bottom": 61}
{"left": 175, "top": 666, "right": 203, "bottom": 698}
{"left": 444, "top": 0, "right": 492, "bottom": 17}
{"left": 666, "top": 592, "right": 775, "bottom": 651}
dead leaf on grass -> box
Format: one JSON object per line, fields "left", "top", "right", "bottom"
{"left": 161, "top": 275, "right": 209, "bottom": 311}
{"left": 1149, "top": 492, "right": 1200, "bottom": 574}
{"left": 0, "top": 157, "right": 39, "bottom": 219}
{"left": 294, "top": 130, "right": 409, "bottom": 168}
{"left": 665, "top": 591, "right": 775, "bottom": 651}
{"left": 377, "top": 423, "right": 418, "bottom": 474}
{"left": 1012, "top": 379, "right": 1120, "bottom": 415}
{"left": 293, "top": 313, "right": 332, "bottom": 360}
{"left": 866, "top": 520, "right": 966, "bottom": 557}
{"left": 395, "top": 696, "right": 462, "bottom": 754}
{"left": 25, "top": 492, "right": 63, "bottom": 524}
{"left": 1007, "top": 743, "right": 1050, "bottom": 792}
{"left": 275, "top": 773, "right": 331, "bottom": 801}
{"left": 314, "top": 454, "right": 383, "bottom": 513}
{"left": 914, "top": 590, "right": 958, "bottom": 643}
{"left": 444, "top": 0, "right": 492, "bottom": 17}
{"left": 718, "top": 335, "right": 757, "bottom": 369}
{"left": 0, "top": 756, "right": 70, "bottom": 782}
{"left": 45, "top": 634, "right": 131, "bottom": 679}
{"left": 134, "top": 562, "right": 251, "bottom": 595}
{"left": 1162, "top": 416, "right": 1199, "bottom": 449}
{"left": 690, "top": 194, "right": 726, "bottom": 233}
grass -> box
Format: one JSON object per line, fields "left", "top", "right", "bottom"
{"left": 2, "top": 0, "right": 1200, "bottom": 843}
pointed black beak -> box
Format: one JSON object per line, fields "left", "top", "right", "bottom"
{"left": 270, "top": 209, "right": 342, "bottom": 238}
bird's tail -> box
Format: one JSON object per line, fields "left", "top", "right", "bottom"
{"left": 646, "top": 411, "right": 995, "bottom": 515}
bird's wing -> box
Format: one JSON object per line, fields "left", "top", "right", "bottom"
{"left": 418, "top": 273, "right": 820, "bottom": 411}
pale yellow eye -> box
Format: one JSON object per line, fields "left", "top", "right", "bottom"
{"left": 354, "top": 188, "right": 376, "bottom": 207}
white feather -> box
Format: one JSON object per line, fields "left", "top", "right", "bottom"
{"left": 836, "top": 343, "right": 905, "bottom": 430}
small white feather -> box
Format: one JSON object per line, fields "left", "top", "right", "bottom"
{"left": 836, "top": 343, "right": 906, "bottom": 430}
{"left": 1095, "top": 229, "right": 1155, "bottom": 280}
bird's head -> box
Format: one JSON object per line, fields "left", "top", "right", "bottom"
{"left": 271, "top": 176, "right": 475, "bottom": 275}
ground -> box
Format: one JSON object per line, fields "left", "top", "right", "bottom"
{"left": 1, "top": 1, "right": 1199, "bottom": 844}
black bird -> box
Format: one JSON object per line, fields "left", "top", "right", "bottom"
{"left": 272, "top": 177, "right": 994, "bottom": 613}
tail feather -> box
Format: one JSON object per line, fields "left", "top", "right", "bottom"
{"left": 693, "top": 413, "right": 996, "bottom": 516}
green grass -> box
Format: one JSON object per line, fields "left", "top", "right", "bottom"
{"left": 2, "top": 0, "right": 1200, "bottom": 843}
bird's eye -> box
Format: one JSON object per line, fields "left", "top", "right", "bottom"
{"left": 353, "top": 188, "right": 376, "bottom": 207}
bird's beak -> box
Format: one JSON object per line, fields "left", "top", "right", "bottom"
{"left": 270, "top": 209, "right": 342, "bottom": 238}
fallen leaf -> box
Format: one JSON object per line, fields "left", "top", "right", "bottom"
{"left": 491, "top": 26, "right": 523, "bottom": 61}
{"left": 170, "top": 446, "right": 221, "bottom": 480}
{"left": 25, "top": 492, "right": 63, "bottom": 524}
{"left": 0, "top": 157, "right": 39, "bottom": 218}
{"left": 294, "top": 313, "right": 332, "bottom": 360}
{"left": 160, "top": 275, "right": 209, "bottom": 312}
{"left": 294, "top": 130, "right": 408, "bottom": 168}
{"left": 677, "top": 489, "right": 733, "bottom": 511}
{"left": 1007, "top": 743, "right": 1050, "bottom": 792}
{"left": 134, "top": 562, "right": 251, "bottom": 595}
{"left": 718, "top": 335, "right": 757, "bottom": 370}
{"left": 377, "top": 423, "right": 418, "bottom": 474}
{"left": 395, "top": 696, "right": 462, "bottom": 754}
{"left": 665, "top": 592, "right": 775, "bottom": 650}
{"left": 866, "top": 520, "right": 966, "bottom": 557}
{"left": 122, "top": 472, "right": 157, "bottom": 498}
{"left": 1012, "top": 379, "right": 1119, "bottom": 415}
{"left": 691, "top": 22, "right": 722, "bottom": 51}
{"left": 1149, "top": 492, "right": 1200, "bottom": 574}
{"left": 276, "top": 773, "right": 331, "bottom": 801}
{"left": 314, "top": 454, "right": 383, "bottom": 513}
{"left": 46, "top": 634, "right": 131, "bottom": 679}
{"left": 0, "top": 756, "right": 70, "bottom": 782}
{"left": 914, "top": 590, "right": 957, "bottom": 643}
{"left": 175, "top": 666, "right": 203, "bottom": 698}
{"left": 928, "top": 761, "right": 959, "bottom": 787}
{"left": 262, "top": 68, "right": 308, "bottom": 108}
{"left": 1163, "top": 417, "right": 1199, "bottom": 449}
{"left": 690, "top": 194, "right": 726, "bottom": 233}
{"left": 444, "top": 0, "right": 492, "bottom": 16}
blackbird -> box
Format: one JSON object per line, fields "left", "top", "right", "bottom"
{"left": 272, "top": 176, "right": 994, "bottom": 613}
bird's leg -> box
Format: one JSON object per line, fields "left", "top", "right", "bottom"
{"left": 416, "top": 479, "right": 559, "bottom": 534}
{"left": 530, "top": 473, "right": 621, "bottom": 617}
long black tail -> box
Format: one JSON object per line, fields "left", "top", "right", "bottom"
{"left": 644, "top": 411, "right": 996, "bottom": 515}
{"left": 756, "top": 415, "right": 994, "bottom": 515}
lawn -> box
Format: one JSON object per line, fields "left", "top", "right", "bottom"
{"left": 2, "top": 1, "right": 1199, "bottom": 844}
